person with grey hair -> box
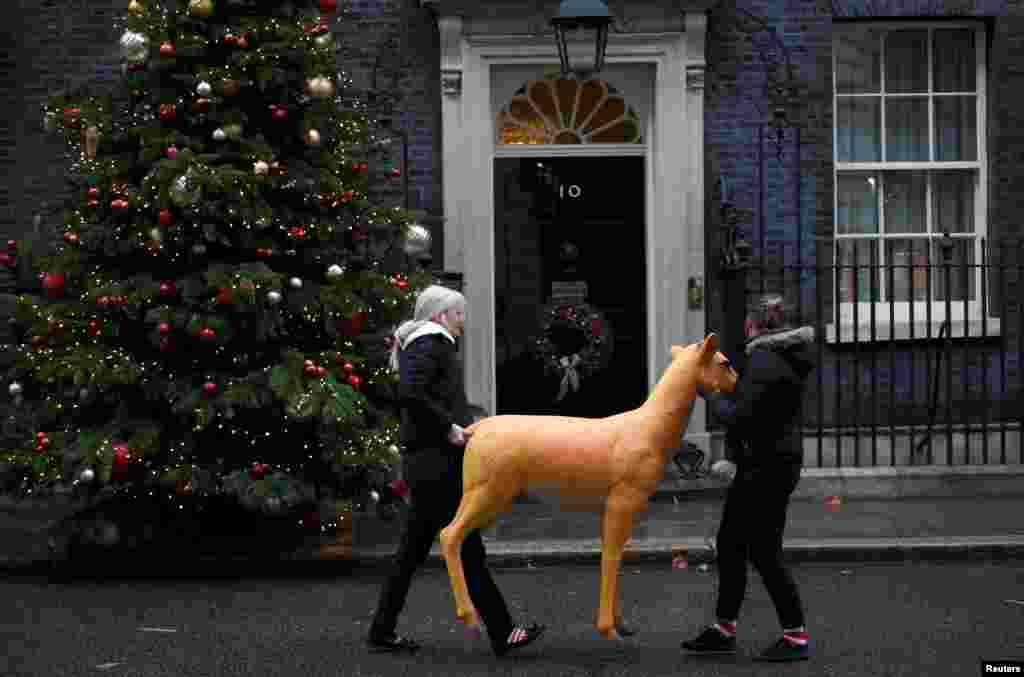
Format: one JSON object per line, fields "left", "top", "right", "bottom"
{"left": 682, "top": 293, "right": 815, "bottom": 662}
{"left": 368, "top": 285, "right": 545, "bottom": 657}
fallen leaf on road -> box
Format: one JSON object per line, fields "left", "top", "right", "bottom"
{"left": 840, "top": 570, "right": 852, "bottom": 575}
{"left": 138, "top": 627, "right": 177, "bottom": 633}
{"left": 94, "top": 662, "right": 123, "bottom": 670}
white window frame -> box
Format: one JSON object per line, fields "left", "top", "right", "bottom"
{"left": 829, "top": 21, "right": 999, "bottom": 342}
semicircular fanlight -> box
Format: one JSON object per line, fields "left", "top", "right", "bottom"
{"left": 497, "top": 78, "right": 644, "bottom": 146}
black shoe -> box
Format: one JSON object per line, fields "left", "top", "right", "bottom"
{"left": 681, "top": 626, "right": 737, "bottom": 655}
{"left": 753, "top": 637, "right": 811, "bottom": 662}
{"left": 366, "top": 634, "right": 420, "bottom": 653}
{"left": 494, "top": 623, "right": 546, "bottom": 657}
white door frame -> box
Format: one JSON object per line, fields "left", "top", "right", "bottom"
{"left": 437, "top": 15, "right": 709, "bottom": 436}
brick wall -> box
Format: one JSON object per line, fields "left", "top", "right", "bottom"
{"left": 704, "top": 0, "right": 1023, "bottom": 436}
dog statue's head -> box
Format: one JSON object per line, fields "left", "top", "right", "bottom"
{"left": 669, "top": 334, "right": 737, "bottom": 396}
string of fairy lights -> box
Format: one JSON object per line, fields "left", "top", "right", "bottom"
{"left": 4, "top": 0, "right": 425, "bottom": 526}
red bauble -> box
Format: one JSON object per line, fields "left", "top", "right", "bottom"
{"left": 41, "top": 272, "right": 66, "bottom": 298}
{"left": 223, "top": 33, "right": 238, "bottom": 46}
{"left": 159, "top": 103, "right": 177, "bottom": 122}
{"left": 87, "top": 199, "right": 99, "bottom": 209}
{"left": 272, "top": 107, "right": 288, "bottom": 121}
{"left": 320, "top": 0, "right": 338, "bottom": 13}
{"left": 343, "top": 361, "right": 354, "bottom": 373}
{"left": 199, "top": 327, "right": 216, "bottom": 339}
{"left": 159, "top": 336, "right": 173, "bottom": 352}
{"left": 166, "top": 146, "right": 178, "bottom": 159}
{"left": 159, "top": 41, "right": 176, "bottom": 57}
{"left": 87, "top": 187, "right": 99, "bottom": 198}
{"left": 215, "top": 287, "right": 234, "bottom": 305}
{"left": 237, "top": 35, "right": 249, "bottom": 49}
{"left": 159, "top": 281, "right": 177, "bottom": 298}
{"left": 249, "top": 462, "right": 268, "bottom": 480}
{"left": 591, "top": 318, "right": 602, "bottom": 337}
{"left": 316, "top": 366, "right": 327, "bottom": 377}
{"left": 342, "top": 190, "right": 354, "bottom": 201}
{"left": 304, "top": 363, "right": 319, "bottom": 377}
{"left": 158, "top": 208, "right": 173, "bottom": 226}
{"left": 111, "top": 199, "right": 127, "bottom": 210}
{"left": 389, "top": 478, "right": 409, "bottom": 499}
{"left": 87, "top": 320, "right": 101, "bottom": 337}
{"left": 202, "top": 381, "right": 218, "bottom": 395}
{"left": 288, "top": 226, "right": 306, "bottom": 239}
{"left": 97, "top": 296, "right": 110, "bottom": 306}
{"left": 335, "top": 311, "right": 365, "bottom": 338}
{"left": 256, "top": 247, "right": 273, "bottom": 257}
{"left": 157, "top": 322, "right": 171, "bottom": 335}
{"left": 347, "top": 374, "right": 362, "bottom": 389}
{"left": 63, "top": 232, "right": 79, "bottom": 243}
{"left": 390, "top": 167, "right": 402, "bottom": 178}
{"left": 114, "top": 447, "right": 131, "bottom": 465}
{"left": 0, "top": 253, "right": 12, "bottom": 267}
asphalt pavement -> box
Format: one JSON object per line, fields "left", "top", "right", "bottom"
{"left": 4, "top": 559, "right": 1023, "bottom": 676}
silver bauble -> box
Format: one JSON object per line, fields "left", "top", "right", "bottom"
{"left": 192, "top": 243, "right": 207, "bottom": 255}
{"left": 326, "top": 264, "right": 344, "bottom": 278}
{"left": 79, "top": 467, "right": 95, "bottom": 483}
{"left": 8, "top": 382, "right": 22, "bottom": 396}
{"left": 403, "top": 223, "right": 432, "bottom": 257}
{"left": 388, "top": 444, "right": 400, "bottom": 455}
{"left": 212, "top": 128, "right": 227, "bottom": 141}
{"left": 315, "top": 33, "right": 333, "bottom": 47}
{"left": 119, "top": 30, "right": 150, "bottom": 64}
{"left": 267, "top": 290, "right": 282, "bottom": 305}
{"left": 170, "top": 174, "right": 201, "bottom": 208}
{"left": 289, "top": 277, "right": 302, "bottom": 289}
{"left": 196, "top": 80, "right": 212, "bottom": 97}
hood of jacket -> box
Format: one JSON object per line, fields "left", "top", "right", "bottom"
{"left": 745, "top": 326, "right": 816, "bottom": 378}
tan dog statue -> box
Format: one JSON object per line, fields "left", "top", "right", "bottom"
{"left": 439, "top": 334, "right": 738, "bottom": 640}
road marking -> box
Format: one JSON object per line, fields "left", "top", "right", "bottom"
{"left": 138, "top": 626, "right": 178, "bottom": 633}
{"left": 1005, "top": 599, "right": 1024, "bottom": 606}
{"left": 94, "top": 662, "right": 123, "bottom": 670}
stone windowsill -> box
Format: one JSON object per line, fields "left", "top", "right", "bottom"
{"left": 825, "top": 317, "right": 1002, "bottom": 344}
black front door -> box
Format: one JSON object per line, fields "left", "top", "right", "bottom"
{"left": 494, "top": 156, "right": 647, "bottom": 418}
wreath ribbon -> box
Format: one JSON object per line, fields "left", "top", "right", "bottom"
{"left": 556, "top": 353, "right": 582, "bottom": 401}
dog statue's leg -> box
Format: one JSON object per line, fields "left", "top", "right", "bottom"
{"left": 439, "top": 492, "right": 482, "bottom": 635}
{"left": 596, "top": 495, "right": 639, "bottom": 640}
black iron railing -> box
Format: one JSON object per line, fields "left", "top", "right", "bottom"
{"left": 720, "top": 237, "right": 1023, "bottom": 467}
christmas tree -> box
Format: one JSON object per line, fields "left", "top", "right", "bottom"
{"left": 1, "top": 0, "right": 433, "bottom": 544}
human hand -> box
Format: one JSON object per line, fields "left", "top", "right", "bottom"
{"left": 447, "top": 424, "right": 467, "bottom": 446}
{"left": 710, "top": 459, "right": 737, "bottom": 482}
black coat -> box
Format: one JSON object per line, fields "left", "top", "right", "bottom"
{"left": 397, "top": 333, "right": 472, "bottom": 455}
{"left": 705, "top": 326, "right": 816, "bottom": 471}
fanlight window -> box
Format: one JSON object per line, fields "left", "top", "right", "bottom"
{"left": 497, "top": 79, "right": 643, "bottom": 145}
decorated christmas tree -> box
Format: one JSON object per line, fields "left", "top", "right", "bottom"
{"left": 1, "top": 0, "right": 433, "bottom": 540}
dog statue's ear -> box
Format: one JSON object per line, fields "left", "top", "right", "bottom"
{"left": 699, "top": 333, "right": 719, "bottom": 362}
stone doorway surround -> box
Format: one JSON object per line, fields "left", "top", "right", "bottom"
{"left": 421, "top": 1, "right": 713, "bottom": 440}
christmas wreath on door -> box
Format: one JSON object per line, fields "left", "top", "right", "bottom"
{"left": 531, "top": 302, "right": 613, "bottom": 401}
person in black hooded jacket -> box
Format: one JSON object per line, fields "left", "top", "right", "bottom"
{"left": 682, "top": 294, "right": 816, "bottom": 663}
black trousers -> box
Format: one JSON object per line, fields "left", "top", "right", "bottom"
{"left": 714, "top": 463, "right": 805, "bottom": 629}
{"left": 369, "top": 449, "right": 513, "bottom": 649}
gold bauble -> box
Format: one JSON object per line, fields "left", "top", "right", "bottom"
{"left": 127, "top": 0, "right": 144, "bottom": 16}
{"left": 188, "top": 0, "right": 214, "bottom": 18}
{"left": 306, "top": 129, "right": 322, "bottom": 146}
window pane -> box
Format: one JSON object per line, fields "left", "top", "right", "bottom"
{"left": 837, "top": 239, "right": 880, "bottom": 302}
{"left": 934, "top": 96, "right": 977, "bottom": 161}
{"left": 836, "top": 98, "right": 881, "bottom": 162}
{"left": 932, "top": 237, "right": 976, "bottom": 302}
{"left": 837, "top": 172, "right": 879, "bottom": 235}
{"left": 885, "top": 239, "right": 930, "bottom": 301}
{"left": 885, "top": 30, "right": 928, "bottom": 93}
{"left": 886, "top": 98, "right": 929, "bottom": 161}
{"left": 932, "top": 170, "right": 975, "bottom": 234}
{"left": 933, "top": 29, "right": 975, "bottom": 93}
{"left": 836, "top": 25, "right": 882, "bottom": 94}
{"left": 884, "top": 171, "right": 927, "bottom": 234}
